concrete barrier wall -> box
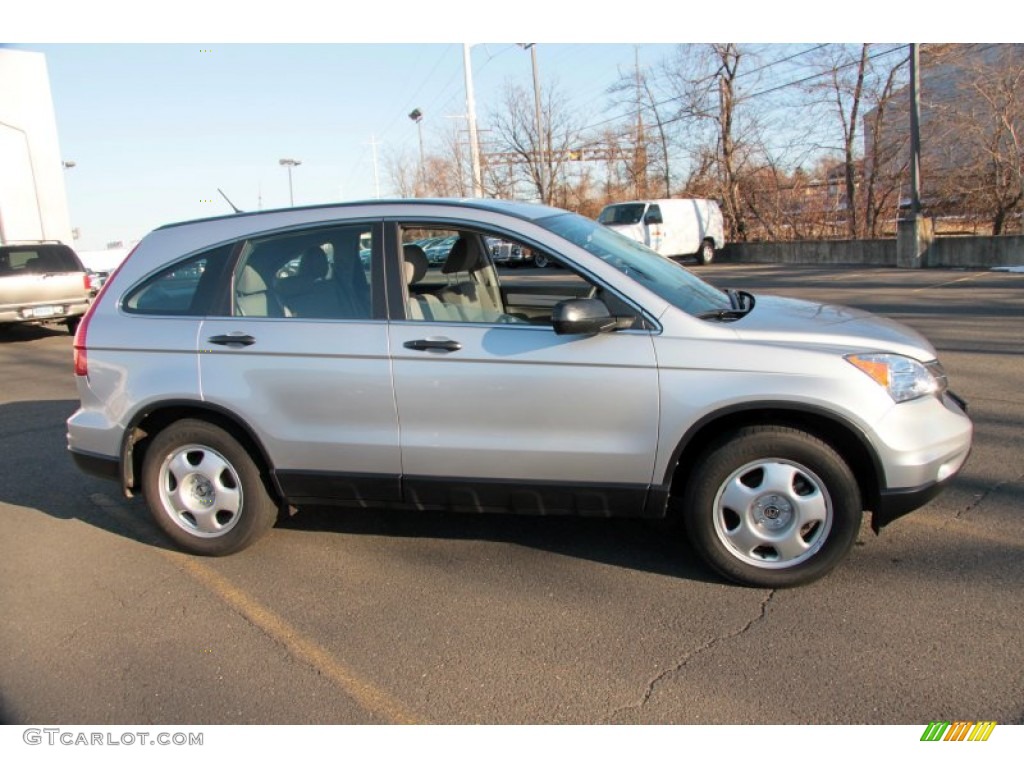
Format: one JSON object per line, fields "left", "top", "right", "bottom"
{"left": 926, "top": 235, "right": 1024, "bottom": 268}
{"left": 721, "top": 235, "right": 1024, "bottom": 269}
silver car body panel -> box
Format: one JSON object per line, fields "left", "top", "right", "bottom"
{"left": 67, "top": 199, "right": 972, "bottom": 526}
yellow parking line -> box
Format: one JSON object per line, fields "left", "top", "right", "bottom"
{"left": 911, "top": 273, "right": 983, "bottom": 293}
{"left": 90, "top": 493, "right": 420, "bottom": 725}
{"left": 168, "top": 552, "right": 421, "bottom": 725}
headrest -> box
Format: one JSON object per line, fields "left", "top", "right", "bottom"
{"left": 236, "top": 265, "right": 267, "bottom": 295}
{"left": 442, "top": 236, "right": 485, "bottom": 274}
{"left": 299, "top": 246, "right": 328, "bottom": 280}
{"left": 403, "top": 243, "right": 428, "bottom": 284}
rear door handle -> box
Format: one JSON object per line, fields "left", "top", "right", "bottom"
{"left": 404, "top": 338, "right": 462, "bottom": 352}
{"left": 208, "top": 333, "right": 256, "bottom": 348}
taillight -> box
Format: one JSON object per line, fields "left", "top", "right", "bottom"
{"left": 73, "top": 307, "right": 90, "bottom": 377}
{"left": 73, "top": 245, "right": 136, "bottom": 378}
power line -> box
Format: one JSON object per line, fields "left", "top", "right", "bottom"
{"left": 576, "top": 43, "right": 911, "bottom": 137}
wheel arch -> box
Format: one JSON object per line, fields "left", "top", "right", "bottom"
{"left": 662, "top": 402, "right": 883, "bottom": 517}
{"left": 120, "top": 400, "right": 282, "bottom": 501}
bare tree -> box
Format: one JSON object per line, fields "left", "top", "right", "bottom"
{"left": 861, "top": 52, "right": 910, "bottom": 237}
{"left": 927, "top": 44, "right": 1024, "bottom": 234}
{"left": 385, "top": 148, "right": 418, "bottom": 198}
{"left": 486, "top": 80, "right": 588, "bottom": 205}
{"left": 607, "top": 55, "right": 676, "bottom": 197}
{"left": 663, "top": 44, "right": 766, "bottom": 241}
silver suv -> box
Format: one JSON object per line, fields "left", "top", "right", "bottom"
{"left": 1, "top": 241, "right": 94, "bottom": 333}
{"left": 67, "top": 200, "right": 973, "bottom": 587}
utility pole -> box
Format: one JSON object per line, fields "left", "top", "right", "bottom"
{"left": 897, "top": 43, "right": 932, "bottom": 268}
{"left": 520, "top": 43, "right": 546, "bottom": 204}
{"left": 463, "top": 44, "right": 484, "bottom": 198}
{"left": 909, "top": 43, "right": 922, "bottom": 219}
{"left": 634, "top": 46, "right": 647, "bottom": 199}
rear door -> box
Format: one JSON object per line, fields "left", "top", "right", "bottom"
{"left": 198, "top": 221, "right": 403, "bottom": 504}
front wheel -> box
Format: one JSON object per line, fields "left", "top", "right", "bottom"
{"left": 141, "top": 419, "right": 279, "bottom": 556}
{"left": 533, "top": 253, "right": 551, "bottom": 269}
{"left": 682, "top": 426, "right": 862, "bottom": 588}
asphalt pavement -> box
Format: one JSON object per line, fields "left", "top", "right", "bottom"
{"left": 0, "top": 264, "right": 1021, "bottom": 726}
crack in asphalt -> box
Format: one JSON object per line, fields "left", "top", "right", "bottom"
{"left": 956, "top": 473, "right": 1024, "bottom": 520}
{"left": 609, "top": 589, "right": 777, "bottom": 722}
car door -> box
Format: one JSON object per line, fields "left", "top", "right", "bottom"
{"left": 198, "top": 221, "right": 402, "bottom": 504}
{"left": 388, "top": 225, "right": 661, "bottom": 516}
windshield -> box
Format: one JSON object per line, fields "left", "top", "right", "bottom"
{"left": 597, "top": 204, "right": 646, "bottom": 226}
{"left": 541, "top": 212, "right": 731, "bottom": 316}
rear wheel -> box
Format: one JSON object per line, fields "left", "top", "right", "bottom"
{"left": 683, "top": 426, "right": 862, "bottom": 588}
{"left": 534, "top": 253, "right": 551, "bottom": 269}
{"left": 141, "top": 419, "right": 279, "bottom": 555}
{"left": 697, "top": 239, "right": 715, "bottom": 265}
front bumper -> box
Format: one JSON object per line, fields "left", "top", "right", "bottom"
{"left": 870, "top": 390, "right": 972, "bottom": 531}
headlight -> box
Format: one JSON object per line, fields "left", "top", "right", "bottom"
{"left": 846, "top": 353, "right": 939, "bottom": 403}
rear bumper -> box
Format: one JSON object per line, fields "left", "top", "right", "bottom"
{"left": 69, "top": 448, "right": 120, "bottom": 481}
{"left": 0, "top": 300, "right": 90, "bottom": 324}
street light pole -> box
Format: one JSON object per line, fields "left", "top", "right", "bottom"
{"left": 279, "top": 158, "right": 301, "bottom": 206}
{"left": 408, "top": 109, "right": 425, "bottom": 197}
{"left": 463, "top": 44, "right": 484, "bottom": 198}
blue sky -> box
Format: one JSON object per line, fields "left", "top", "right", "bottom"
{"left": 13, "top": 42, "right": 681, "bottom": 249}
{"left": 7, "top": 2, "right": 981, "bottom": 251}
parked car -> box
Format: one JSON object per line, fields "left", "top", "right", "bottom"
{"left": 598, "top": 198, "right": 725, "bottom": 265}
{"left": 487, "top": 237, "right": 531, "bottom": 268}
{"left": 0, "top": 241, "right": 94, "bottom": 334}
{"left": 67, "top": 199, "right": 972, "bottom": 587}
{"left": 420, "top": 234, "right": 458, "bottom": 266}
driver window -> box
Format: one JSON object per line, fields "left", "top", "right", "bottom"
{"left": 399, "top": 226, "right": 641, "bottom": 328}
{"left": 401, "top": 227, "right": 514, "bottom": 324}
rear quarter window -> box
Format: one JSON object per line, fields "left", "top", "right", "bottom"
{"left": 123, "top": 244, "right": 232, "bottom": 316}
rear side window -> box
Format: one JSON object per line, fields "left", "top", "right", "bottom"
{"left": 0, "top": 246, "right": 82, "bottom": 275}
{"left": 123, "top": 244, "right": 232, "bottom": 316}
{"left": 233, "top": 224, "right": 374, "bottom": 319}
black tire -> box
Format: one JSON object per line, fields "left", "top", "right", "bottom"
{"left": 697, "top": 239, "right": 715, "bottom": 266}
{"left": 141, "top": 419, "right": 279, "bottom": 556}
{"left": 682, "top": 426, "right": 862, "bottom": 588}
{"left": 65, "top": 317, "right": 80, "bottom": 335}
{"left": 534, "top": 253, "right": 551, "bottom": 269}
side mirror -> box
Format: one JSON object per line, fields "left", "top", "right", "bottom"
{"left": 552, "top": 298, "right": 617, "bottom": 336}
{"left": 644, "top": 211, "right": 663, "bottom": 225}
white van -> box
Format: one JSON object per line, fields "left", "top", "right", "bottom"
{"left": 598, "top": 199, "right": 725, "bottom": 265}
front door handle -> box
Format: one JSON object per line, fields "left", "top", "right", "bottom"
{"left": 404, "top": 338, "right": 462, "bottom": 352}
{"left": 208, "top": 333, "right": 256, "bottom": 348}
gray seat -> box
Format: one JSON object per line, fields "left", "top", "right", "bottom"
{"left": 439, "top": 237, "right": 504, "bottom": 322}
{"left": 235, "top": 265, "right": 286, "bottom": 317}
{"left": 286, "top": 244, "right": 371, "bottom": 320}
{"left": 404, "top": 243, "right": 460, "bottom": 322}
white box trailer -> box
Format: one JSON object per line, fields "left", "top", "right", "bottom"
{"left": 597, "top": 198, "right": 725, "bottom": 264}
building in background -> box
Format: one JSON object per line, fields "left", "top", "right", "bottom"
{"left": 864, "top": 44, "right": 1024, "bottom": 235}
{"left": 0, "top": 48, "right": 73, "bottom": 245}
